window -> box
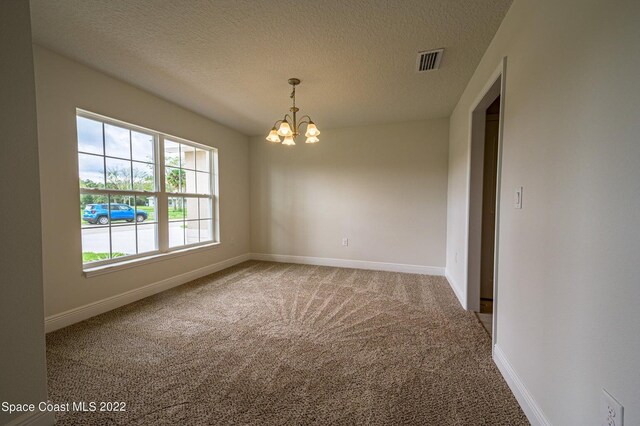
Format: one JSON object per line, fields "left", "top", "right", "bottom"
{"left": 164, "top": 139, "right": 214, "bottom": 247}
{"left": 77, "top": 110, "right": 218, "bottom": 268}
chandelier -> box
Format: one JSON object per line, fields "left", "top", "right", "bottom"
{"left": 266, "top": 78, "right": 320, "bottom": 146}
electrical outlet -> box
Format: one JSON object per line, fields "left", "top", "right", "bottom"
{"left": 601, "top": 389, "right": 624, "bottom": 426}
{"left": 342, "top": 237, "right": 348, "bottom": 247}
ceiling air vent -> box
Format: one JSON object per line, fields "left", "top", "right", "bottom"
{"left": 417, "top": 48, "right": 444, "bottom": 72}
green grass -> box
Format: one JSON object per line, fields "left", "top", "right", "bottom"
{"left": 82, "top": 252, "right": 125, "bottom": 262}
{"left": 136, "top": 206, "right": 157, "bottom": 221}
{"left": 168, "top": 208, "right": 184, "bottom": 220}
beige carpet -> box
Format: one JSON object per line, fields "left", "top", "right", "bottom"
{"left": 46, "top": 261, "right": 528, "bottom": 425}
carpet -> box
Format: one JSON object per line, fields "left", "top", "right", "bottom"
{"left": 46, "top": 261, "right": 529, "bottom": 425}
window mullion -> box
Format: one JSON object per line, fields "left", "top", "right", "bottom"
{"left": 212, "top": 149, "right": 220, "bottom": 242}
{"left": 174, "top": 192, "right": 208, "bottom": 198}
{"left": 79, "top": 188, "right": 158, "bottom": 197}
{"left": 157, "top": 135, "right": 169, "bottom": 253}
{"left": 102, "top": 122, "right": 107, "bottom": 189}
{"left": 108, "top": 195, "right": 113, "bottom": 259}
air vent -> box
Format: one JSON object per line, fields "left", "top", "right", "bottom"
{"left": 417, "top": 48, "right": 444, "bottom": 72}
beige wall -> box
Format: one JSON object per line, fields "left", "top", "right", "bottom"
{"left": 34, "top": 46, "right": 250, "bottom": 318}
{"left": 0, "top": 2, "right": 50, "bottom": 424}
{"left": 446, "top": 0, "right": 640, "bottom": 423}
{"left": 250, "top": 119, "right": 449, "bottom": 268}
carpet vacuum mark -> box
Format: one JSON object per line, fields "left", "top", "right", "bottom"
{"left": 47, "top": 261, "right": 529, "bottom": 425}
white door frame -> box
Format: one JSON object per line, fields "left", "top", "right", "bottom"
{"left": 464, "top": 57, "right": 507, "bottom": 346}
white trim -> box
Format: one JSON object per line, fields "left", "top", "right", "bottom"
{"left": 463, "top": 57, "right": 507, "bottom": 316}
{"left": 48, "top": 253, "right": 444, "bottom": 333}
{"left": 250, "top": 253, "right": 444, "bottom": 276}
{"left": 492, "top": 59, "right": 508, "bottom": 345}
{"left": 45, "top": 253, "right": 250, "bottom": 332}
{"left": 445, "top": 269, "right": 466, "bottom": 308}
{"left": 77, "top": 108, "right": 219, "bottom": 273}
{"left": 493, "top": 344, "right": 551, "bottom": 426}
{"left": 4, "top": 411, "right": 55, "bottom": 426}
{"left": 76, "top": 108, "right": 213, "bottom": 151}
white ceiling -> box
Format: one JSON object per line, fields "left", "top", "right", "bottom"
{"left": 30, "top": 0, "right": 512, "bottom": 136}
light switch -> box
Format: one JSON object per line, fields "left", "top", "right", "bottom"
{"left": 515, "top": 186, "right": 523, "bottom": 209}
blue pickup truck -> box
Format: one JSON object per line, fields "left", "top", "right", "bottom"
{"left": 83, "top": 203, "right": 148, "bottom": 225}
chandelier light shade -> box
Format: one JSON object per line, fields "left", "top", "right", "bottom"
{"left": 277, "top": 121, "right": 292, "bottom": 137}
{"left": 266, "top": 78, "right": 320, "bottom": 146}
{"left": 305, "top": 123, "right": 320, "bottom": 137}
{"left": 266, "top": 128, "right": 280, "bottom": 142}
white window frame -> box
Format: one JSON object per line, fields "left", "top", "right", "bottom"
{"left": 77, "top": 109, "right": 219, "bottom": 274}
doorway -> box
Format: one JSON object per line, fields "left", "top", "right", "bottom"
{"left": 477, "top": 96, "right": 500, "bottom": 335}
{"left": 465, "top": 58, "right": 506, "bottom": 344}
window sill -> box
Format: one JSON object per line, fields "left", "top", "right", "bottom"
{"left": 83, "top": 242, "right": 221, "bottom": 278}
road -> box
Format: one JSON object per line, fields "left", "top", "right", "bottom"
{"left": 82, "top": 221, "right": 204, "bottom": 255}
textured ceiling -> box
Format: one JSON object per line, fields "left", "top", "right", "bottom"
{"left": 30, "top": 0, "right": 512, "bottom": 136}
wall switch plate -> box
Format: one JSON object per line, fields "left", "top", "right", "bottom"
{"left": 515, "top": 186, "right": 523, "bottom": 209}
{"left": 601, "top": 389, "right": 624, "bottom": 426}
{"left": 342, "top": 238, "right": 348, "bottom": 247}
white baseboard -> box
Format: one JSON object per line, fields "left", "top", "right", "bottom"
{"left": 4, "top": 411, "right": 55, "bottom": 426}
{"left": 44, "top": 253, "right": 251, "bottom": 333}
{"left": 493, "top": 344, "right": 551, "bottom": 426}
{"left": 45, "top": 253, "right": 443, "bottom": 333}
{"left": 444, "top": 269, "right": 467, "bottom": 309}
{"left": 250, "top": 253, "right": 444, "bottom": 276}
